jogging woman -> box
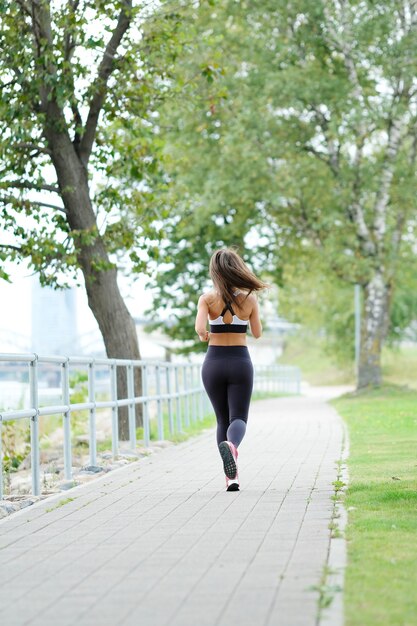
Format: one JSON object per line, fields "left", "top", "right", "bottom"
{"left": 195, "top": 248, "right": 267, "bottom": 491}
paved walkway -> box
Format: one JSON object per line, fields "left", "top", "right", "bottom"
{"left": 0, "top": 395, "right": 345, "bottom": 626}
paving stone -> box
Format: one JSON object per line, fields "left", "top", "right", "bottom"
{"left": 0, "top": 394, "right": 345, "bottom": 626}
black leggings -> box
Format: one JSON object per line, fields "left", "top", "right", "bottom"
{"left": 201, "top": 346, "right": 254, "bottom": 448}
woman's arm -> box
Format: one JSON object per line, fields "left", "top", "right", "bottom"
{"left": 195, "top": 295, "right": 210, "bottom": 342}
{"left": 249, "top": 294, "right": 262, "bottom": 338}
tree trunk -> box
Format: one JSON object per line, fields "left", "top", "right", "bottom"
{"left": 357, "top": 271, "right": 391, "bottom": 389}
{"left": 44, "top": 121, "right": 142, "bottom": 439}
{"left": 27, "top": 0, "right": 141, "bottom": 440}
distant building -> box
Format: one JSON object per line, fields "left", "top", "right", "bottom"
{"left": 31, "top": 280, "right": 78, "bottom": 355}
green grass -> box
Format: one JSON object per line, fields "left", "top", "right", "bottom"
{"left": 136, "top": 410, "right": 217, "bottom": 444}
{"left": 332, "top": 385, "right": 417, "bottom": 626}
{"left": 381, "top": 344, "right": 417, "bottom": 390}
{"left": 279, "top": 332, "right": 417, "bottom": 388}
{"left": 252, "top": 390, "right": 291, "bottom": 401}
{"left": 279, "top": 333, "right": 354, "bottom": 385}
{"left": 46, "top": 497, "right": 76, "bottom": 512}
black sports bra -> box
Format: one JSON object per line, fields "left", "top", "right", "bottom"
{"left": 209, "top": 301, "right": 249, "bottom": 334}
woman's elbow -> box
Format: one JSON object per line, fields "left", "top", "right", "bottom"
{"left": 251, "top": 326, "right": 262, "bottom": 339}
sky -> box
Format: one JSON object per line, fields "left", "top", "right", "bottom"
{"left": 0, "top": 264, "right": 153, "bottom": 353}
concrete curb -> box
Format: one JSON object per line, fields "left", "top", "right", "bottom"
{"left": 319, "top": 414, "right": 349, "bottom": 626}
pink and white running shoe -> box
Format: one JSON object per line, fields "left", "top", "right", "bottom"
{"left": 219, "top": 441, "right": 239, "bottom": 484}
{"left": 225, "top": 474, "right": 240, "bottom": 491}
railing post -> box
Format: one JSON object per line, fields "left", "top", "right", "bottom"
{"left": 142, "top": 364, "right": 150, "bottom": 447}
{"left": 110, "top": 363, "right": 119, "bottom": 457}
{"left": 175, "top": 365, "right": 182, "bottom": 433}
{"left": 190, "top": 364, "right": 195, "bottom": 423}
{"left": 191, "top": 364, "right": 198, "bottom": 423}
{"left": 127, "top": 363, "right": 136, "bottom": 449}
{"left": 29, "top": 355, "right": 40, "bottom": 495}
{"left": 61, "top": 358, "right": 72, "bottom": 481}
{"left": 198, "top": 365, "right": 204, "bottom": 421}
{"left": 183, "top": 364, "right": 190, "bottom": 428}
{"left": 156, "top": 364, "right": 164, "bottom": 440}
{"left": 88, "top": 360, "right": 97, "bottom": 466}
{"left": 166, "top": 365, "right": 174, "bottom": 436}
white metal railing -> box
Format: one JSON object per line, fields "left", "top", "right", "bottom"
{"left": 254, "top": 364, "right": 301, "bottom": 395}
{"left": 0, "top": 353, "right": 301, "bottom": 499}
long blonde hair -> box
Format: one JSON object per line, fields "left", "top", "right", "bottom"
{"left": 209, "top": 248, "right": 268, "bottom": 304}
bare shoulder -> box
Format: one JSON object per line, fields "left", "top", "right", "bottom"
{"left": 202, "top": 290, "right": 217, "bottom": 304}
{"left": 233, "top": 291, "right": 257, "bottom": 316}
{"left": 198, "top": 291, "right": 215, "bottom": 306}
{"left": 240, "top": 291, "right": 258, "bottom": 308}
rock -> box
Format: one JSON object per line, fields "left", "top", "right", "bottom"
{"left": 18, "top": 453, "right": 32, "bottom": 471}
{"left": 17, "top": 498, "right": 37, "bottom": 509}
{"left": 0, "top": 502, "right": 19, "bottom": 513}
{"left": 152, "top": 440, "right": 172, "bottom": 449}
{"left": 40, "top": 449, "right": 61, "bottom": 463}
{"left": 101, "top": 452, "right": 113, "bottom": 459}
{"left": 11, "top": 475, "right": 32, "bottom": 492}
{"left": 41, "top": 472, "right": 59, "bottom": 485}
{"left": 80, "top": 465, "right": 104, "bottom": 474}
{"left": 75, "top": 474, "right": 96, "bottom": 484}
{"left": 59, "top": 480, "right": 78, "bottom": 491}
{"left": 74, "top": 435, "right": 90, "bottom": 446}
{"left": 119, "top": 451, "right": 140, "bottom": 460}
{"left": 7, "top": 494, "right": 38, "bottom": 503}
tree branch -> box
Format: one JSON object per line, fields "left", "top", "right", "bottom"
{"left": 373, "top": 116, "right": 404, "bottom": 246}
{"left": 346, "top": 132, "right": 377, "bottom": 255}
{"left": 0, "top": 181, "right": 59, "bottom": 194}
{"left": 62, "top": 0, "right": 84, "bottom": 141}
{"left": 27, "top": 0, "right": 50, "bottom": 53}
{"left": 397, "top": 0, "right": 417, "bottom": 34}
{"left": 15, "top": 0, "right": 32, "bottom": 20}
{"left": 322, "top": 0, "right": 368, "bottom": 131}
{"left": 286, "top": 197, "right": 324, "bottom": 249}
{"left": 302, "top": 145, "right": 334, "bottom": 169}
{"left": 64, "top": 0, "right": 80, "bottom": 61}
{"left": 79, "top": 0, "right": 133, "bottom": 164}
{"left": 0, "top": 243, "right": 23, "bottom": 253}
{"left": 322, "top": 2, "right": 380, "bottom": 255}
{"left": 0, "top": 77, "right": 19, "bottom": 90}
{"left": 313, "top": 106, "right": 340, "bottom": 172}
{"left": 391, "top": 118, "right": 417, "bottom": 254}
{"left": 13, "top": 142, "right": 52, "bottom": 156}
{"left": 0, "top": 195, "right": 67, "bottom": 214}
{"left": 302, "top": 143, "right": 340, "bottom": 177}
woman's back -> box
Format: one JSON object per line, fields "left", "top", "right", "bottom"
{"left": 199, "top": 290, "right": 261, "bottom": 346}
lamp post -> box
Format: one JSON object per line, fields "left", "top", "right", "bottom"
{"left": 354, "top": 284, "right": 361, "bottom": 375}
